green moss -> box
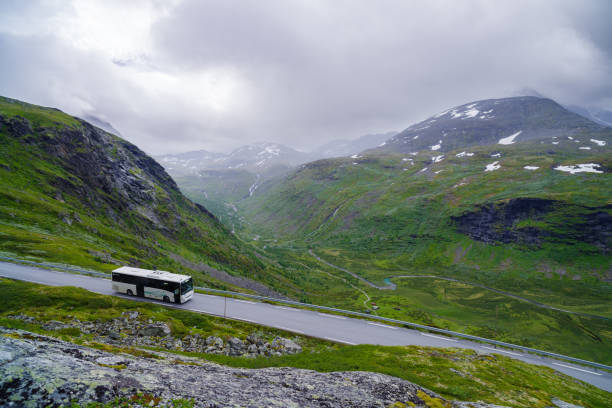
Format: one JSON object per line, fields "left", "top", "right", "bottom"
{"left": 97, "top": 363, "right": 127, "bottom": 370}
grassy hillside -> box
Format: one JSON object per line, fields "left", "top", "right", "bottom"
{"left": 233, "top": 136, "right": 612, "bottom": 362}
{"left": 242, "top": 139, "right": 611, "bottom": 274}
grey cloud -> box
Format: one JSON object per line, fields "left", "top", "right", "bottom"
{"left": 0, "top": 0, "right": 611, "bottom": 155}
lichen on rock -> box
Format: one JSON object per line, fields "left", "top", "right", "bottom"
{"left": 0, "top": 328, "right": 509, "bottom": 407}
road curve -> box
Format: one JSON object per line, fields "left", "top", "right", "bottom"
{"left": 309, "top": 250, "right": 395, "bottom": 290}
{"left": 0, "top": 261, "right": 610, "bottom": 392}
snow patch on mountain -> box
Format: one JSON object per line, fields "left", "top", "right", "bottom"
{"left": 455, "top": 151, "right": 474, "bottom": 158}
{"left": 554, "top": 163, "right": 602, "bottom": 174}
{"left": 485, "top": 161, "right": 500, "bottom": 172}
{"left": 498, "top": 130, "right": 522, "bottom": 145}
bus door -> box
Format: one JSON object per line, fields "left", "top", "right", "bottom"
{"left": 174, "top": 284, "right": 180, "bottom": 304}
{"left": 137, "top": 283, "right": 144, "bottom": 297}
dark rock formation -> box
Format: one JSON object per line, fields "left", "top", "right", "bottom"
{"left": 452, "top": 198, "right": 611, "bottom": 252}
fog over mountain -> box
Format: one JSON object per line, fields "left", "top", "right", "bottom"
{"left": 0, "top": 0, "right": 611, "bottom": 155}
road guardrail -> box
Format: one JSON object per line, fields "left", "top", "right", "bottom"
{"left": 1, "top": 255, "right": 610, "bottom": 371}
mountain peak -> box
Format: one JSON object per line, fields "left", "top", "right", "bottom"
{"left": 374, "top": 96, "right": 606, "bottom": 154}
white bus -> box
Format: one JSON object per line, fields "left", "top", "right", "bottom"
{"left": 112, "top": 266, "right": 194, "bottom": 304}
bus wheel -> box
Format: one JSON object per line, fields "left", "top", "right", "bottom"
{"left": 127, "top": 289, "right": 133, "bottom": 296}
{"left": 163, "top": 296, "right": 170, "bottom": 303}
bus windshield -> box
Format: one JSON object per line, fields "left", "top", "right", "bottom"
{"left": 180, "top": 278, "right": 193, "bottom": 294}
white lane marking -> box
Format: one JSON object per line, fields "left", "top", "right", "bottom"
{"left": 276, "top": 306, "right": 301, "bottom": 312}
{"left": 325, "top": 337, "right": 357, "bottom": 345}
{"left": 278, "top": 326, "right": 304, "bottom": 334}
{"left": 482, "top": 346, "right": 520, "bottom": 356}
{"left": 234, "top": 299, "right": 256, "bottom": 304}
{"left": 367, "top": 322, "right": 398, "bottom": 330}
{"left": 421, "top": 333, "right": 458, "bottom": 342}
{"left": 552, "top": 363, "right": 602, "bottom": 376}
{"left": 317, "top": 313, "right": 346, "bottom": 320}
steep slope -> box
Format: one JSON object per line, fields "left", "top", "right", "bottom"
{"left": 0, "top": 96, "right": 286, "bottom": 293}
{"left": 374, "top": 96, "right": 608, "bottom": 154}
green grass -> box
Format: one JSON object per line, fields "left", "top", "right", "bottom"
{"left": 1, "top": 278, "right": 610, "bottom": 408}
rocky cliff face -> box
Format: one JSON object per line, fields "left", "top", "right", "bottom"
{"left": 0, "top": 328, "right": 508, "bottom": 408}
{"left": 452, "top": 198, "right": 612, "bottom": 252}
{"left": 1, "top": 110, "right": 211, "bottom": 232}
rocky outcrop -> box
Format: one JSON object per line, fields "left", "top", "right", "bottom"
{"left": 452, "top": 198, "right": 611, "bottom": 252}
{"left": 0, "top": 328, "right": 509, "bottom": 407}
{"left": 7, "top": 312, "right": 302, "bottom": 358}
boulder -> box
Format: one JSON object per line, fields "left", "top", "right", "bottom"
{"left": 108, "top": 331, "right": 122, "bottom": 340}
{"left": 122, "top": 311, "right": 139, "bottom": 320}
{"left": 227, "top": 337, "right": 245, "bottom": 356}
{"left": 42, "top": 320, "right": 68, "bottom": 331}
{"left": 206, "top": 336, "right": 224, "bottom": 348}
{"left": 270, "top": 337, "right": 302, "bottom": 354}
{"left": 140, "top": 323, "right": 171, "bottom": 337}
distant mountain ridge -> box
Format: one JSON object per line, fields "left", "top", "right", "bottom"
{"left": 374, "top": 96, "right": 606, "bottom": 154}
{"left": 157, "top": 133, "right": 397, "bottom": 223}
{"left": 157, "top": 143, "right": 312, "bottom": 177}
{"left": 566, "top": 105, "right": 612, "bottom": 128}
{"left": 312, "top": 132, "right": 397, "bottom": 158}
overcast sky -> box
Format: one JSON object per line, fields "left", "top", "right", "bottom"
{"left": 1, "top": 0, "right": 611, "bottom": 154}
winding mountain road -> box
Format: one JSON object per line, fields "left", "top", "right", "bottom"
{"left": 0, "top": 261, "right": 610, "bottom": 392}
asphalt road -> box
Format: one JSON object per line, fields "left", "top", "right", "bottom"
{"left": 1, "top": 261, "right": 610, "bottom": 392}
